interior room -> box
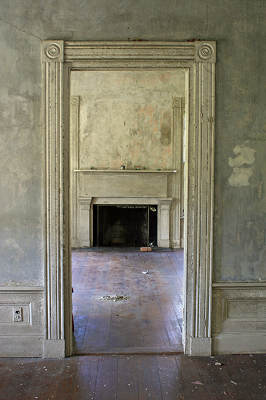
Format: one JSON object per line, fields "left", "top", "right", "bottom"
{"left": 1, "top": 1, "right": 266, "bottom": 398}
{"left": 70, "top": 69, "right": 186, "bottom": 354}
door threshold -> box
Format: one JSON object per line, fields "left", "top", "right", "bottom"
{"left": 74, "top": 345, "right": 183, "bottom": 356}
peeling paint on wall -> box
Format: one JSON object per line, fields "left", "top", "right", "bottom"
{"left": 228, "top": 167, "right": 253, "bottom": 187}
{"left": 229, "top": 144, "right": 256, "bottom": 168}
{"left": 228, "top": 143, "right": 256, "bottom": 187}
{"left": 71, "top": 70, "right": 185, "bottom": 170}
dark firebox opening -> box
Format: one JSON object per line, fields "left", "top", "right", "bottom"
{"left": 93, "top": 205, "right": 157, "bottom": 247}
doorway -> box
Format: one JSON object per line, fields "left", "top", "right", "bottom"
{"left": 42, "top": 40, "right": 216, "bottom": 357}
{"left": 70, "top": 68, "right": 186, "bottom": 354}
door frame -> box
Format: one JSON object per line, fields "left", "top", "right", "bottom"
{"left": 42, "top": 40, "right": 216, "bottom": 357}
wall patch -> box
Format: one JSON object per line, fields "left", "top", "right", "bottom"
{"left": 228, "top": 144, "right": 256, "bottom": 187}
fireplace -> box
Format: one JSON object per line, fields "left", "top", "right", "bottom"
{"left": 73, "top": 193, "right": 172, "bottom": 248}
{"left": 93, "top": 205, "right": 157, "bottom": 247}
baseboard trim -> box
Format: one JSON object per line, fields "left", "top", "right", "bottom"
{"left": 170, "top": 240, "right": 181, "bottom": 249}
{"left": 43, "top": 339, "right": 65, "bottom": 358}
{"left": 157, "top": 239, "right": 170, "bottom": 248}
{"left": 213, "top": 333, "right": 266, "bottom": 354}
{"left": 73, "top": 345, "right": 183, "bottom": 355}
{"left": 0, "top": 336, "right": 43, "bottom": 357}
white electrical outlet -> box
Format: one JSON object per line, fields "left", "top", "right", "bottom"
{"left": 13, "top": 307, "right": 23, "bottom": 322}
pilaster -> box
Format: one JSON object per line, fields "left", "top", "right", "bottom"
{"left": 158, "top": 199, "right": 172, "bottom": 248}
{"left": 42, "top": 40, "right": 65, "bottom": 357}
{"left": 172, "top": 97, "right": 185, "bottom": 249}
{"left": 185, "top": 41, "right": 216, "bottom": 355}
{"left": 78, "top": 197, "right": 93, "bottom": 247}
{"left": 70, "top": 96, "right": 80, "bottom": 247}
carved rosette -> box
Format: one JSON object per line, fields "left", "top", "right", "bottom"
{"left": 71, "top": 96, "right": 80, "bottom": 106}
{"left": 43, "top": 41, "right": 64, "bottom": 62}
{"left": 195, "top": 42, "right": 216, "bottom": 63}
{"left": 172, "top": 97, "right": 181, "bottom": 109}
{"left": 172, "top": 97, "right": 185, "bottom": 109}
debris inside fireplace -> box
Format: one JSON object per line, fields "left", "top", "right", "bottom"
{"left": 140, "top": 246, "right": 152, "bottom": 252}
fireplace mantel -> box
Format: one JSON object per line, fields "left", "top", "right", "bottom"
{"left": 71, "top": 164, "right": 182, "bottom": 249}
{"left": 74, "top": 169, "right": 176, "bottom": 174}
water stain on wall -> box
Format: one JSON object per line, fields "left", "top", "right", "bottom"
{"left": 160, "top": 111, "right": 171, "bottom": 146}
{"left": 129, "top": 128, "right": 138, "bottom": 136}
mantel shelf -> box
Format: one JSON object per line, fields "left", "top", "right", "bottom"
{"left": 74, "top": 169, "right": 176, "bottom": 174}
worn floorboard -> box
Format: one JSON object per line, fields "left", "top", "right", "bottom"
{"left": 72, "top": 248, "right": 184, "bottom": 354}
{"left": 1, "top": 354, "right": 266, "bottom": 399}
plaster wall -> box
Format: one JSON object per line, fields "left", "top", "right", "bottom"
{"left": 71, "top": 70, "right": 185, "bottom": 170}
{"left": 0, "top": 22, "right": 43, "bottom": 286}
{"left": 0, "top": 0, "right": 265, "bottom": 284}
{"left": 0, "top": 0, "right": 266, "bottom": 355}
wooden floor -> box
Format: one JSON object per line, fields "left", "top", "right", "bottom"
{"left": 72, "top": 248, "right": 184, "bottom": 354}
{"left": 1, "top": 354, "right": 266, "bottom": 399}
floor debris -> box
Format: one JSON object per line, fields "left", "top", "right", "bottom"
{"left": 140, "top": 247, "right": 152, "bottom": 252}
{"left": 100, "top": 295, "right": 129, "bottom": 302}
{"left": 142, "top": 270, "right": 150, "bottom": 274}
{"left": 192, "top": 381, "right": 203, "bottom": 385}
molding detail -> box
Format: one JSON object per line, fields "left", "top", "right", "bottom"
{"left": 195, "top": 41, "right": 216, "bottom": 63}
{"left": 42, "top": 40, "right": 216, "bottom": 358}
{"left": 0, "top": 337, "right": 43, "bottom": 357}
{"left": 189, "top": 337, "right": 212, "bottom": 356}
{"left": 43, "top": 41, "right": 64, "bottom": 62}
{"left": 43, "top": 339, "right": 65, "bottom": 358}
{"left": 71, "top": 96, "right": 80, "bottom": 106}
{"left": 172, "top": 96, "right": 185, "bottom": 248}
{"left": 78, "top": 197, "right": 92, "bottom": 247}
{"left": 70, "top": 96, "right": 80, "bottom": 248}
{"left": 0, "top": 286, "right": 44, "bottom": 292}
{"left": 92, "top": 197, "right": 172, "bottom": 205}
{"left": 213, "top": 285, "right": 266, "bottom": 354}
{"left": 213, "top": 282, "right": 266, "bottom": 288}
{"left": 172, "top": 96, "right": 183, "bottom": 109}
{"left": 184, "top": 48, "right": 215, "bottom": 355}
{"left": 64, "top": 41, "right": 196, "bottom": 62}
{"left": 0, "top": 288, "right": 44, "bottom": 357}
{"left": 42, "top": 40, "right": 66, "bottom": 357}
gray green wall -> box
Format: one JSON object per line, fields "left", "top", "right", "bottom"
{"left": 0, "top": 0, "right": 265, "bottom": 284}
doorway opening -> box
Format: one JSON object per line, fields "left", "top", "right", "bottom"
{"left": 70, "top": 68, "right": 186, "bottom": 354}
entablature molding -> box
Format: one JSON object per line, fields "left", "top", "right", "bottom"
{"left": 42, "top": 40, "right": 216, "bottom": 64}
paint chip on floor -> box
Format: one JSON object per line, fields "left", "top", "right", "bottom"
{"left": 100, "top": 295, "right": 129, "bottom": 302}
